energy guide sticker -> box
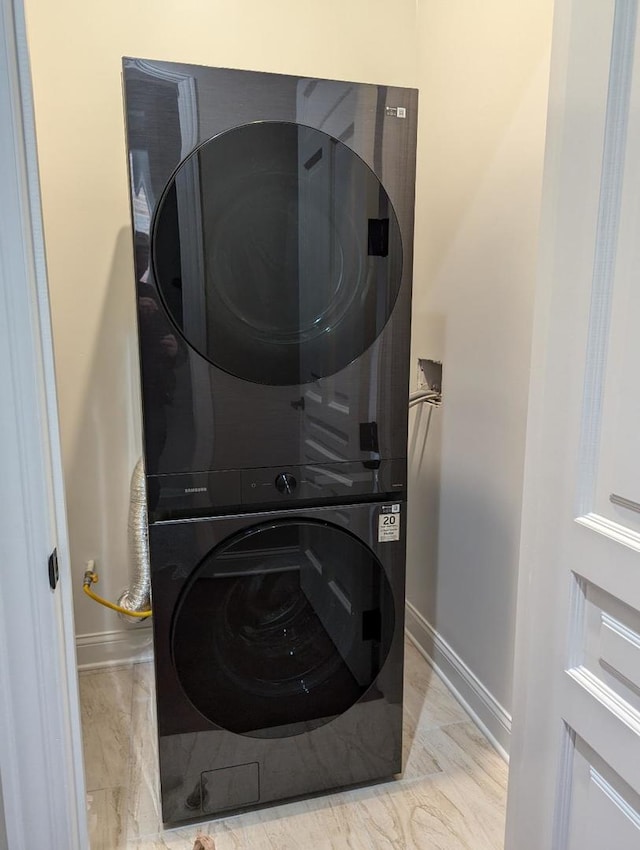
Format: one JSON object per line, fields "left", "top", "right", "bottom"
{"left": 378, "top": 504, "right": 401, "bottom": 542}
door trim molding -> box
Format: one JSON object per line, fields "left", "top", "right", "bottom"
{"left": 576, "top": 0, "right": 638, "bottom": 514}
{"left": 0, "top": 0, "right": 88, "bottom": 846}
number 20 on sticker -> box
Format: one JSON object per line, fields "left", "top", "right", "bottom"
{"left": 378, "top": 511, "right": 401, "bottom": 542}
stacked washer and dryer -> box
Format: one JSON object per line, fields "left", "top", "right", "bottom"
{"left": 122, "top": 59, "right": 418, "bottom": 826}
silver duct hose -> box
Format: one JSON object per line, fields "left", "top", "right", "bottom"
{"left": 117, "top": 457, "right": 152, "bottom": 622}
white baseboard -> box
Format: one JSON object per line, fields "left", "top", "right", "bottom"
{"left": 76, "top": 627, "right": 154, "bottom": 671}
{"left": 405, "top": 601, "right": 511, "bottom": 761}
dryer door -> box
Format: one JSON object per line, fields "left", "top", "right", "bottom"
{"left": 170, "top": 518, "right": 395, "bottom": 738}
{"left": 152, "top": 121, "right": 403, "bottom": 385}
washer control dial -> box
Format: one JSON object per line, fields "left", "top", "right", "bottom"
{"left": 275, "top": 473, "right": 297, "bottom": 495}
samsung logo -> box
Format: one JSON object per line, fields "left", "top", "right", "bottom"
{"left": 184, "top": 487, "right": 207, "bottom": 494}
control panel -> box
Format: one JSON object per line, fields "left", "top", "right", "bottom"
{"left": 147, "top": 459, "right": 406, "bottom": 521}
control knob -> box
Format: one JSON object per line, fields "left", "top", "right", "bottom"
{"left": 275, "top": 473, "right": 297, "bottom": 495}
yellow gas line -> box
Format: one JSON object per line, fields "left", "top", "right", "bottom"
{"left": 82, "top": 567, "right": 151, "bottom": 619}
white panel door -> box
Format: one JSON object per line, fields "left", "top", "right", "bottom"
{"left": 506, "top": 1, "right": 640, "bottom": 848}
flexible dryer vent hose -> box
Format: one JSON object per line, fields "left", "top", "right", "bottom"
{"left": 81, "top": 458, "right": 151, "bottom": 619}
{"left": 117, "top": 456, "right": 152, "bottom": 622}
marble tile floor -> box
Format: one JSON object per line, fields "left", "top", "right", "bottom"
{"left": 79, "top": 639, "right": 508, "bottom": 849}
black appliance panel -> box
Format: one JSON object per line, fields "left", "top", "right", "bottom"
{"left": 152, "top": 121, "right": 403, "bottom": 386}
{"left": 123, "top": 60, "right": 417, "bottom": 479}
{"left": 149, "top": 501, "right": 406, "bottom": 823}
{"left": 146, "top": 458, "right": 406, "bottom": 521}
{"left": 135, "top": 323, "right": 411, "bottom": 477}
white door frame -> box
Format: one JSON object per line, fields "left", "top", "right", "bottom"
{"left": 0, "top": 0, "right": 88, "bottom": 846}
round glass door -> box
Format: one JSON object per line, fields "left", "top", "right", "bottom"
{"left": 171, "top": 519, "right": 395, "bottom": 737}
{"left": 152, "top": 121, "right": 403, "bottom": 385}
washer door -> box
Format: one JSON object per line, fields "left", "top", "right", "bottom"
{"left": 171, "top": 519, "right": 395, "bottom": 738}
{"left": 152, "top": 121, "right": 403, "bottom": 385}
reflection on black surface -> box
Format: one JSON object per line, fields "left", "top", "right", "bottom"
{"left": 152, "top": 121, "right": 403, "bottom": 385}
{"left": 134, "top": 233, "right": 184, "bottom": 505}
{"left": 171, "top": 520, "right": 394, "bottom": 737}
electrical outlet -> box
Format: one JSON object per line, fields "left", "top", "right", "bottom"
{"left": 417, "top": 358, "right": 443, "bottom": 394}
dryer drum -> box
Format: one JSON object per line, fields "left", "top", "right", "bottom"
{"left": 152, "top": 121, "right": 403, "bottom": 386}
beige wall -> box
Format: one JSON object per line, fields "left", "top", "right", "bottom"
{"left": 25, "top": 0, "right": 553, "bottom": 740}
{"left": 407, "top": 0, "right": 554, "bottom": 738}
{"left": 24, "top": 0, "right": 418, "bottom": 642}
